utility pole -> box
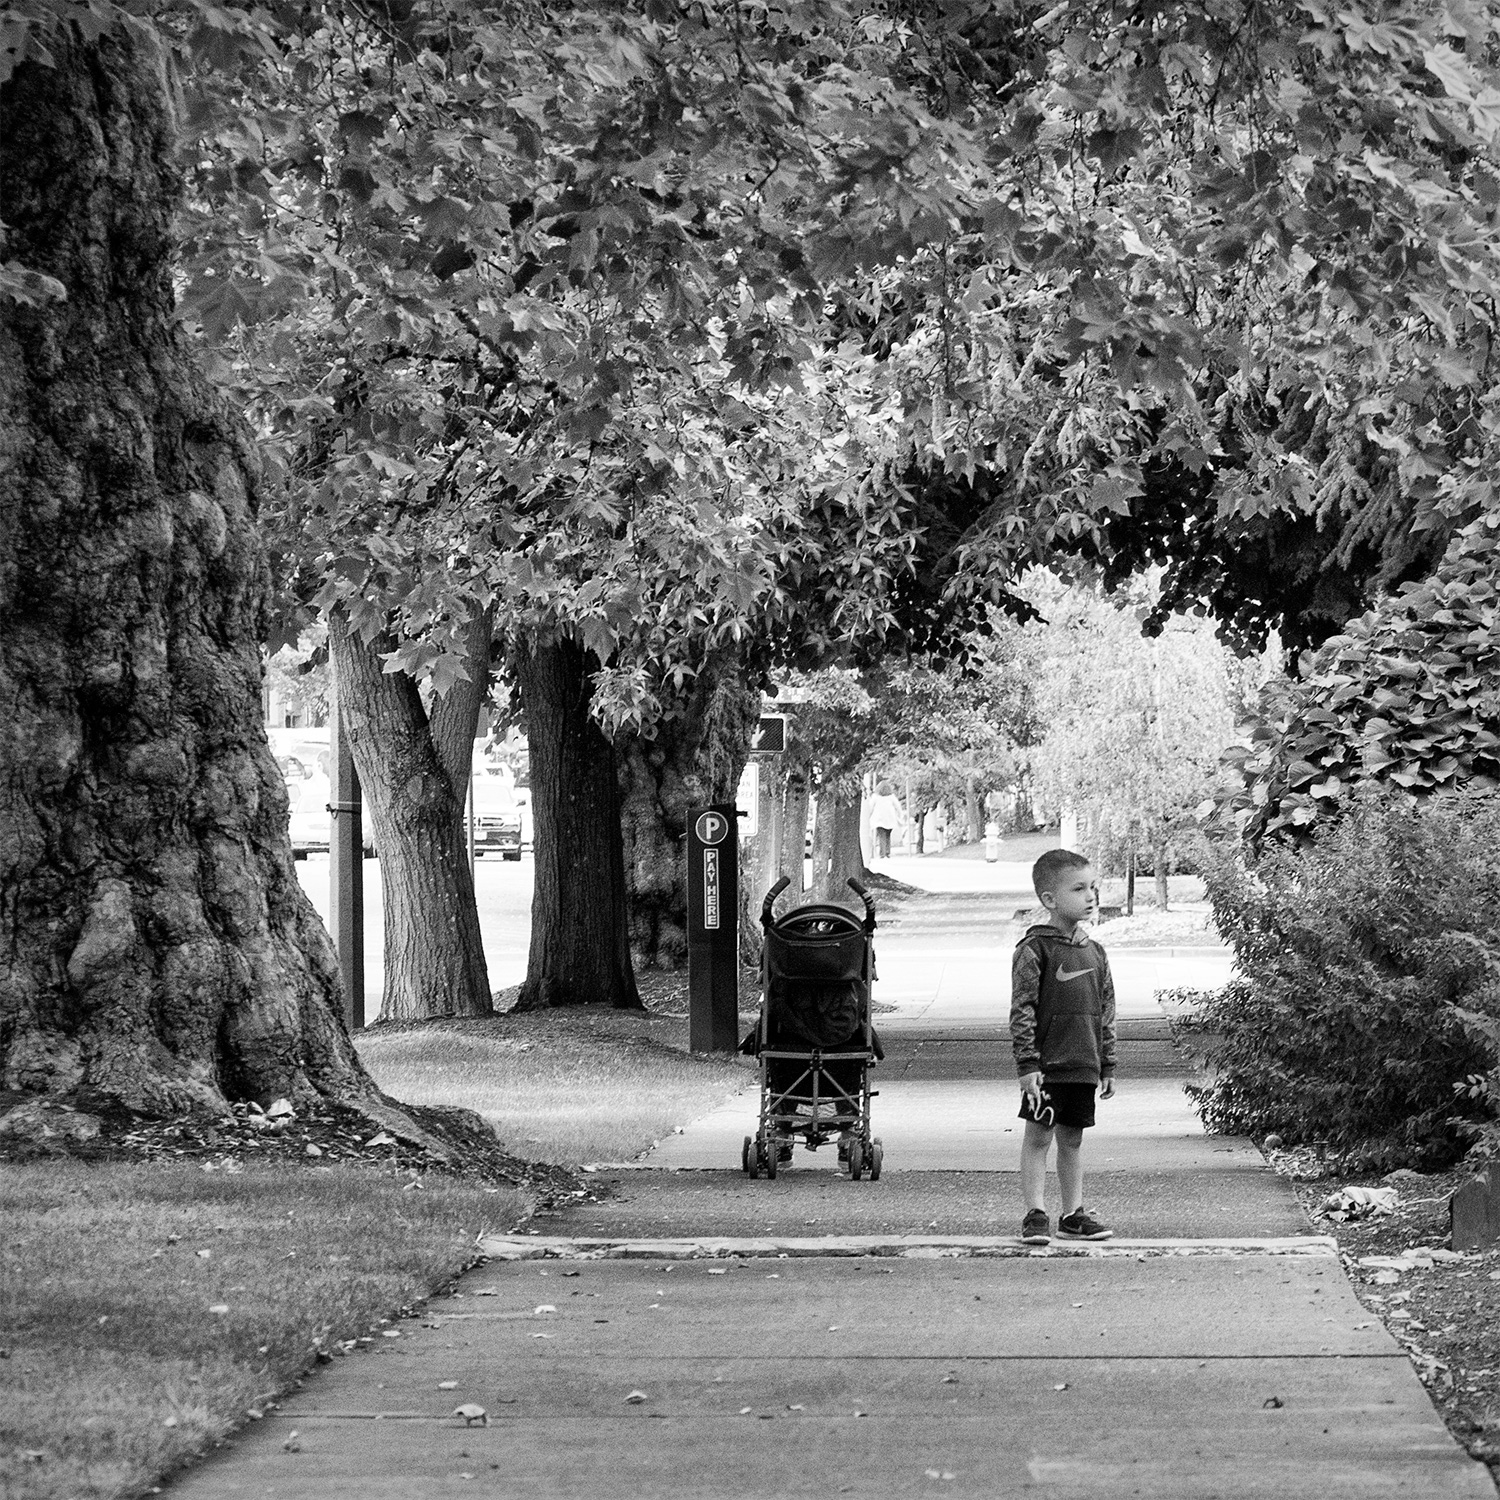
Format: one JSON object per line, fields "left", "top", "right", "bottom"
{"left": 328, "top": 685, "right": 365, "bottom": 1031}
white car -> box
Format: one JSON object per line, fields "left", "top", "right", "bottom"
{"left": 268, "top": 729, "right": 332, "bottom": 857}
{"left": 470, "top": 760, "right": 529, "bottom": 859}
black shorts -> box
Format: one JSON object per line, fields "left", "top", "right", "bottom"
{"left": 1018, "top": 1081, "right": 1096, "bottom": 1130}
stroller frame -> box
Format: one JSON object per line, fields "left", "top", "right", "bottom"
{"left": 742, "top": 876, "right": 883, "bottom": 1181}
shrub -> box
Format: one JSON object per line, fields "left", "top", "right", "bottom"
{"left": 1177, "top": 790, "right": 1500, "bottom": 1170}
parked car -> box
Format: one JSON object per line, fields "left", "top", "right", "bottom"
{"left": 470, "top": 761, "right": 525, "bottom": 860}
{"left": 268, "top": 728, "right": 332, "bottom": 857}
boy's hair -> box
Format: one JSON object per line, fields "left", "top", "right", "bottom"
{"left": 1032, "top": 848, "right": 1091, "bottom": 898}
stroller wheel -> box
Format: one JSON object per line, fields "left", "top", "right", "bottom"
{"left": 868, "top": 1139, "right": 883, "bottom": 1181}
{"left": 847, "top": 1140, "right": 865, "bottom": 1180}
{"left": 742, "top": 1135, "right": 754, "bottom": 1177}
{"left": 764, "top": 1141, "right": 778, "bottom": 1179}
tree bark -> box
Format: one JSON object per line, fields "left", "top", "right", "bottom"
{"left": 427, "top": 606, "right": 497, "bottom": 824}
{"left": 512, "top": 637, "right": 640, "bottom": 1009}
{"left": 327, "top": 614, "right": 491, "bottom": 1021}
{"left": 0, "top": 23, "right": 370, "bottom": 1116}
{"left": 809, "top": 790, "right": 834, "bottom": 895}
{"left": 617, "top": 658, "right": 758, "bottom": 968}
{"left": 809, "top": 788, "right": 867, "bottom": 901}
{"left": 827, "top": 789, "right": 869, "bottom": 895}
{"left": 781, "top": 772, "right": 811, "bottom": 891}
{"left": 1154, "top": 829, "right": 1171, "bottom": 911}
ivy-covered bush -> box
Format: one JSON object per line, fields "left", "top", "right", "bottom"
{"left": 1176, "top": 790, "right": 1500, "bottom": 1169}
{"left": 1216, "top": 517, "right": 1500, "bottom": 844}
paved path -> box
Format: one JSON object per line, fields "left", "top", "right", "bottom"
{"left": 165, "top": 882, "right": 1497, "bottom": 1499}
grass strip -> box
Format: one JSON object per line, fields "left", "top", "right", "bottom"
{"left": 357, "top": 1010, "right": 750, "bottom": 1165}
{"left": 0, "top": 1161, "right": 524, "bottom": 1500}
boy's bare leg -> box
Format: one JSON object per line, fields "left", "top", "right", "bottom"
{"left": 1020, "top": 1119, "right": 1053, "bottom": 1211}
{"left": 1055, "top": 1124, "right": 1085, "bottom": 1215}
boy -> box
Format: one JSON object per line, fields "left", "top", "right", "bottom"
{"left": 1010, "top": 849, "right": 1117, "bottom": 1243}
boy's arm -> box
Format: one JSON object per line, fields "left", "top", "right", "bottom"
{"left": 1099, "top": 949, "right": 1118, "bottom": 1097}
{"left": 1010, "top": 941, "right": 1042, "bottom": 1079}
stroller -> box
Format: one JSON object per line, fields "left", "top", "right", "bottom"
{"left": 740, "top": 876, "right": 883, "bottom": 1180}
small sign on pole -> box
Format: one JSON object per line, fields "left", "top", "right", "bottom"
{"left": 750, "top": 714, "right": 786, "bottom": 754}
{"left": 735, "top": 760, "right": 760, "bottom": 838}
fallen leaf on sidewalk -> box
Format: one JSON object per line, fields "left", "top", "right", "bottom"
{"left": 624, "top": 1391, "right": 649, "bottom": 1405}
{"left": 534, "top": 1305, "right": 556, "bottom": 1314}
{"left": 1052, "top": 1383, "right": 1069, "bottom": 1391}
{"left": 453, "top": 1405, "right": 488, "bottom": 1426}
{"left": 438, "top": 1381, "right": 458, "bottom": 1390}
{"left": 1263, "top": 1396, "right": 1285, "bottom": 1409}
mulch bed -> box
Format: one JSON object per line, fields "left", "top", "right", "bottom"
{"left": 1275, "top": 1151, "right": 1500, "bottom": 1481}
{"left": 0, "top": 1095, "right": 585, "bottom": 1209}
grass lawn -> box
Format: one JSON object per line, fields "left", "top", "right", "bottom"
{"left": 356, "top": 1002, "right": 752, "bottom": 1166}
{"left": 1, "top": 1162, "right": 525, "bottom": 1500}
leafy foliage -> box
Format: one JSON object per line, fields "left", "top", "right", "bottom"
{"left": 156, "top": 0, "right": 988, "bottom": 719}
{"left": 834, "top": 0, "right": 1500, "bottom": 661}
{"left": 1178, "top": 792, "right": 1500, "bottom": 1169}
{"left": 1217, "top": 516, "right": 1500, "bottom": 842}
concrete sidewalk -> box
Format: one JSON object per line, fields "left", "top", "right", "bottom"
{"left": 162, "top": 894, "right": 1497, "bottom": 1498}
{"left": 165, "top": 1249, "right": 1491, "bottom": 1499}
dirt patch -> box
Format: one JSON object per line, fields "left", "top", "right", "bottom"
{"left": 1275, "top": 1150, "right": 1500, "bottom": 1481}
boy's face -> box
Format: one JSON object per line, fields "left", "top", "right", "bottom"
{"left": 1040, "top": 864, "right": 1097, "bottom": 928}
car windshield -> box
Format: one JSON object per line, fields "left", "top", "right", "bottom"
{"left": 470, "top": 767, "right": 518, "bottom": 819}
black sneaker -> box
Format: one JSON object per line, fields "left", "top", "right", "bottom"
{"left": 1057, "top": 1208, "right": 1113, "bottom": 1241}
{"left": 1020, "top": 1209, "right": 1051, "bottom": 1244}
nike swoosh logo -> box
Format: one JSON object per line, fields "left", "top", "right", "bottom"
{"left": 1055, "top": 966, "right": 1093, "bottom": 982}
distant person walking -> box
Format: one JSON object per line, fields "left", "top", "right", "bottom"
{"left": 868, "top": 779, "right": 905, "bottom": 861}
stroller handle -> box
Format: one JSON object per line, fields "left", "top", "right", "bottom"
{"left": 848, "top": 878, "right": 877, "bottom": 932}
{"left": 761, "top": 875, "right": 792, "bottom": 927}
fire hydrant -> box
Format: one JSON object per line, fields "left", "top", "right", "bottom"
{"left": 984, "top": 821, "right": 1001, "bottom": 862}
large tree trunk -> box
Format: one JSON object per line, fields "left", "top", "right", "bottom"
{"left": 327, "top": 613, "right": 491, "bottom": 1021}
{"left": 809, "top": 787, "right": 867, "bottom": 901}
{"left": 618, "top": 658, "right": 758, "bottom": 968}
{"left": 0, "top": 23, "right": 369, "bottom": 1118}
{"left": 1153, "top": 828, "right": 1171, "bottom": 912}
{"left": 513, "top": 637, "right": 640, "bottom": 1009}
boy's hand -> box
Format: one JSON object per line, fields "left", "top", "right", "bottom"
{"left": 1100, "top": 1075, "right": 1116, "bottom": 1100}
{"left": 1019, "top": 1071, "right": 1044, "bottom": 1112}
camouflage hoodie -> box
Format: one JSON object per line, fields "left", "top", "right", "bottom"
{"left": 1009, "top": 923, "right": 1116, "bottom": 1084}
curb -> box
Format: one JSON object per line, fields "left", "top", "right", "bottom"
{"left": 478, "top": 1233, "right": 1338, "bottom": 1262}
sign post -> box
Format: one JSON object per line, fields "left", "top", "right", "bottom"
{"left": 687, "top": 802, "right": 740, "bottom": 1053}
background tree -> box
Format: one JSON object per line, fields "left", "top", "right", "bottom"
{"left": 1022, "top": 577, "right": 1240, "bottom": 906}
{"left": 170, "top": 0, "right": 984, "bottom": 1015}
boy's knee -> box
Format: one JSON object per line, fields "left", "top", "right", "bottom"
{"left": 1021, "top": 1120, "right": 1053, "bottom": 1148}
{"left": 1056, "top": 1125, "right": 1084, "bottom": 1150}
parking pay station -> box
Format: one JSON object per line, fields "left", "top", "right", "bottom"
{"left": 687, "top": 802, "right": 740, "bottom": 1053}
